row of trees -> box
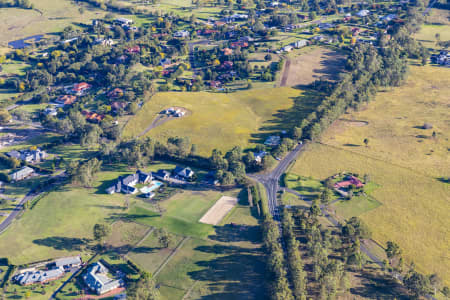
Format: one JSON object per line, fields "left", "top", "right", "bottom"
{"left": 291, "top": 5, "right": 427, "bottom": 142}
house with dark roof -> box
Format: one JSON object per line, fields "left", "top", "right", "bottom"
{"left": 106, "top": 170, "right": 152, "bottom": 194}
{"left": 83, "top": 262, "right": 122, "bottom": 295}
{"left": 153, "top": 169, "right": 170, "bottom": 181}
{"left": 173, "top": 166, "right": 194, "bottom": 180}
{"left": 7, "top": 149, "right": 47, "bottom": 163}
{"left": 15, "top": 268, "right": 64, "bottom": 286}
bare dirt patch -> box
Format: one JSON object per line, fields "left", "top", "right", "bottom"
{"left": 199, "top": 196, "right": 238, "bottom": 225}
{"left": 281, "top": 47, "right": 346, "bottom": 87}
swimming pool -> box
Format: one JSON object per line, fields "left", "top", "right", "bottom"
{"left": 140, "top": 181, "right": 163, "bottom": 193}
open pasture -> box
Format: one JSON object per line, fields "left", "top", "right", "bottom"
{"left": 124, "top": 87, "right": 321, "bottom": 156}
{"left": 415, "top": 24, "right": 450, "bottom": 50}
{"left": 322, "top": 65, "right": 450, "bottom": 178}
{"left": 290, "top": 66, "right": 450, "bottom": 283}
{"left": 0, "top": 0, "right": 105, "bottom": 45}
{"left": 0, "top": 170, "right": 131, "bottom": 265}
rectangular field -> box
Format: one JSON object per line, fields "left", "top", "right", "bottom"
{"left": 280, "top": 46, "right": 346, "bottom": 87}
{"left": 199, "top": 196, "right": 237, "bottom": 225}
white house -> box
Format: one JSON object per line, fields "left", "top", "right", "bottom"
{"left": 356, "top": 10, "right": 370, "bottom": 17}
{"left": 174, "top": 30, "right": 190, "bottom": 38}
{"left": 293, "top": 40, "right": 308, "bottom": 48}
{"left": 282, "top": 45, "right": 293, "bottom": 52}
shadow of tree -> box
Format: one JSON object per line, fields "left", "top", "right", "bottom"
{"left": 33, "top": 236, "right": 91, "bottom": 251}
{"left": 208, "top": 224, "right": 261, "bottom": 245}
{"left": 349, "top": 270, "right": 410, "bottom": 299}
{"left": 249, "top": 89, "right": 323, "bottom": 144}
{"left": 188, "top": 245, "right": 267, "bottom": 300}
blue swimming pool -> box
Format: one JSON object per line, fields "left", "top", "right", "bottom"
{"left": 140, "top": 181, "right": 163, "bottom": 193}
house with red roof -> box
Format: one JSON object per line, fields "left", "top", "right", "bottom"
{"left": 83, "top": 111, "right": 105, "bottom": 123}
{"left": 107, "top": 88, "right": 124, "bottom": 98}
{"left": 230, "top": 41, "right": 249, "bottom": 48}
{"left": 67, "top": 82, "right": 91, "bottom": 96}
{"left": 126, "top": 45, "right": 140, "bottom": 54}
{"left": 221, "top": 48, "right": 233, "bottom": 55}
{"left": 56, "top": 95, "right": 77, "bottom": 105}
{"left": 334, "top": 176, "right": 364, "bottom": 189}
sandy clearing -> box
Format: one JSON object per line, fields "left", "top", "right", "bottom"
{"left": 281, "top": 47, "right": 346, "bottom": 87}
{"left": 199, "top": 196, "right": 238, "bottom": 225}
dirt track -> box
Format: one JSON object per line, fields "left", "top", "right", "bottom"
{"left": 199, "top": 196, "right": 238, "bottom": 225}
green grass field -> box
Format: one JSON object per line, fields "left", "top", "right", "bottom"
{"left": 292, "top": 142, "right": 449, "bottom": 283}
{"left": 124, "top": 87, "right": 320, "bottom": 156}
{"left": 415, "top": 24, "right": 450, "bottom": 50}
{"left": 128, "top": 230, "right": 184, "bottom": 274}
{"left": 126, "top": 189, "right": 239, "bottom": 239}
{"left": 0, "top": 0, "right": 107, "bottom": 45}
{"left": 0, "top": 170, "right": 133, "bottom": 264}
{"left": 323, "top": 66, "right": 450, "bottom": 178}
{"left": 330, "top": 194, "right": 382, "bottom": 220}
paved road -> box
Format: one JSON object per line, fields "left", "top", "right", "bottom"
{"left": 0, "top": 172, "right": 66, "bottom": 234}
{"left": 249, "top": 143, "right": 304, "bottom": 221}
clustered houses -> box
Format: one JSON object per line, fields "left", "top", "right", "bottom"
{"left": 161, "top": 107, "right": 185, "bottom": 118}
{"left": 14, "top": 256, "right": 82, "bottom": 286}
{"left": 83, "top": 262, "right": 123, "bottom": 295}
{"left": 7, "top": 148, "right": 47, "bottom": 163}
{"left": 106, "top": 170, "right": 152, "bottom": 194}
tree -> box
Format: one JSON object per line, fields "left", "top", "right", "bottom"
{"left": 158, "top": 228, "right": 171, "bottom": 248}
{"left": 385, "top": 241, "right": 401, "bottom": 265}
{"left": 319, "top": 188, "right": 333, "bottom": 204}
{"left": 363, "top": 138, "right": 369, "bottom": 147}
{"left": 93, "top": 223, "right": 111, "bottom": 245}
{"left": 0, "top": 110, "right": 12, "bottom": 124}
{"left": 404, "top": 270, "right": 431, "bottom": 298}
{"left": 128, "top": 272, "right": 160, "bottom": 300}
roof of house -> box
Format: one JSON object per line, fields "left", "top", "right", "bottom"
{"left": 10, "top": 166, "right": 34, "bottom": 178}
{"left": 73, "top": 82, "right": 91, "bottom": 92}
{"left": 155, "top": 169, "right": 170, "bottom": 177}
{"left": 6, "top": 150, "right": 21, "bottom": 159}
{"left": 54, "top": 256, "right": 82, "bottom": 268}
{"left": 57, "top": 95, "right": 77, "bottom": 105}
{"left": 334, "top": 176, "right": 364, "bottom": 188}
{"left": 15, "top": 268, "right": 64, "bottom": 285}
{"left": 83, "top": 262, "right": 121, "bottom": 295}
{"left": 173, "top": 166, "right": 194, "bottom": 178}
